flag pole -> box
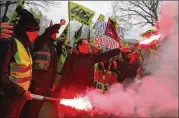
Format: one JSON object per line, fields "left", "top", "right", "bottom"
{"left": 90, "top": 14, "right": 102, "bottom": 33}
{"left": 65, "top": 1, "right": 71, "bottom": 48}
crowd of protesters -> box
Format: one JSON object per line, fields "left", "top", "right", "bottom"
{"left": 0, "top": 6, "right": 151, "bottom": 118}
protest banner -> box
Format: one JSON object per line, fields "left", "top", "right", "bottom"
{"left": 91, "top": 19, "right": 124, "bottom": 49}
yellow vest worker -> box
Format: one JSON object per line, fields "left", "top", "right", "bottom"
{"left": 9, "top": 38, "right": 32, "bottom": 90}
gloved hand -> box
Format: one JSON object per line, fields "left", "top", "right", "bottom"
{"left": 23, "top": 90, "right": 32, "bottom": 100}
{"left": 0, "top": 22, "right": 13, "bottom": 38}
{"left": 59, "top": 19, "right": 66, "bottom": 26}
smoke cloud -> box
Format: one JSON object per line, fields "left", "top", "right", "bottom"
{"left": 86, "top": 1, "right": 178, "bottom": 117}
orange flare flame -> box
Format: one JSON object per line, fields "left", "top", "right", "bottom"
{"left": 60, "top": 96, "right": 92, "bottom": 111}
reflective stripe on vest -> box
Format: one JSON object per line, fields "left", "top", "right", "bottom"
{"left": 9, "top": 76, "right": 32, "bottom": 83}
{"left": 33, "top": 43, "right": 51, "bottom": 70}
{"left": 9, "top": 38, "right": 32, "bottom": 90}
{"left": 35, "top": 51, "right": 51, "bottom": 56}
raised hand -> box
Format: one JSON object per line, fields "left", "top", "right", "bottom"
{"left": 59, "top": 19, "right": 66, "bottom": 26}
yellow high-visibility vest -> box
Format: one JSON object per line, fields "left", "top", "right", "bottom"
{"left": 9, "top": 38, "right": 32, "bottom": 90}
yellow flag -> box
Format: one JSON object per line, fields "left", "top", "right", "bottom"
{"left": 68, "top": 1, "right": 95, "bottom": 26}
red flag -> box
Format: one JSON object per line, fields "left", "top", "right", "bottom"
{"left": 50, "top": 20, "right": 57, "bottom": 39}
{"left": 50, "top": 20, "right": 53, "bottom": 26}
{"left": 105, "top": 18, "right": 120, "bottom": 43}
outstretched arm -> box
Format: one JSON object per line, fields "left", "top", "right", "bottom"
{"left": 33, "top": 19, "right": 66, "bottom": 52}
{"left": 93, "top": 48, "right": 121, "bottom": 63}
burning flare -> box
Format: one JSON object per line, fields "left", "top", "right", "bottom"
{"left": 139, "top": 34, "right": 161, "bottom": 45}
{"left": 60, "top": 96, "right": 92, "bottom": 111}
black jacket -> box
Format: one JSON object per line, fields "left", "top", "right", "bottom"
{"left": 56, "top": 49, "right": 121, "bottom": 95}
{"left": 30, "top": 24, "right": 62, "bottom": 88}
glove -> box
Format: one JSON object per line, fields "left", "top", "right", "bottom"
{"left": 59, "top": 19, "right": 66, "bottom": 26}
{"left": 0, "top": 22, "right": 13, "bottom": 38}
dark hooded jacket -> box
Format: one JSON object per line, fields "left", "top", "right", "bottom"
{"left": 56, "top": 48, "right": 121, "bottom": 98}
{"left": 30, "top": 24, "right": 62, "bottom": 90}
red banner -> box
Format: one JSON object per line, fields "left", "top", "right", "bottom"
{"left": 105, "top": 18, "right": 120, "bottom": 43}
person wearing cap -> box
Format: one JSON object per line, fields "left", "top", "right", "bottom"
{"left": 0, "top": 6, "right": 40, "bottom": 118}
{"left": 19, "top": 19, "right": 66, "bottom": 118}
{"left": 55, "top": 39, "right": 122, "bottom": 117}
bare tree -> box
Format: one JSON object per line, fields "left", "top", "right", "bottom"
{"left": 1, "top": 1, "right": 61, "bottom": 22}
{"left": 39, "top": 13, "right": 51, "bottom": 35}
{"left": 0, "top": 1, "right": 19, "bottom": 22}
{"left": 111, "top": 1, "right": 162, "bottom": 31}
{"left": 1, "top": 1, "right": 61, "bottom": 34}
{"left": 24, "top": 1, "right": 61, "bottom": 13}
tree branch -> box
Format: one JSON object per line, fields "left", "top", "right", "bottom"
{"left": 141, "top": 1, "right": 153, "bottom": 12}
{"left": 110, "top": 1, "right": 160, "bottom": 30}
{"left": 128, "top": 8, "right": 155, "bottom": 26}
{"left": 129, "top": 1, "right": 155, "bottom": 19}
{"left": 152, "top": 1, "right": 159, "bottom": 21}
{"left": 10, "top": 1, "right": 19, "bottom": 5}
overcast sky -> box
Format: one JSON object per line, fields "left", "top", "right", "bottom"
{"left": 41, "top": 1, "right": 153, "bottom": 40}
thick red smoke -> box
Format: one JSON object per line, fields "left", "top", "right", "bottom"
{"left": 86, "top": 1, "right": 178, "bottom": 117}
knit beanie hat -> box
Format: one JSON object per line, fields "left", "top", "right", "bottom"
{"left": 15, "top": 6, "right": 40, "bottom": 31}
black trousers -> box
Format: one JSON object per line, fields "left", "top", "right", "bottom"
{"left": 19, "top": 82, "right": 51, "bottom": 118}
{"left": 0, "top": 96, "right": 26, "bottom": 118}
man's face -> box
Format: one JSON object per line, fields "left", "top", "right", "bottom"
{"left": 61, "top": 37, "right": 66, "bottom": 42}
{"left": 26, "top": 31, "right": 39, "bottom": 43}
{"left": 92, "top": 45, "right": 98, "bottom": 54}
{"left": 67, "top": 47, "right": 72, "bottom": 54}
{"left": 51, "top": 33, "right": 56, "bottom": 40}
{"left": 51, "top": 30, "right": 59, "bottom": 40}
{"left": 129, "top": 52, "right": 138, "bottom": 63}
{"left": 78, "top": 40, "right": 90, "bottom": 54}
